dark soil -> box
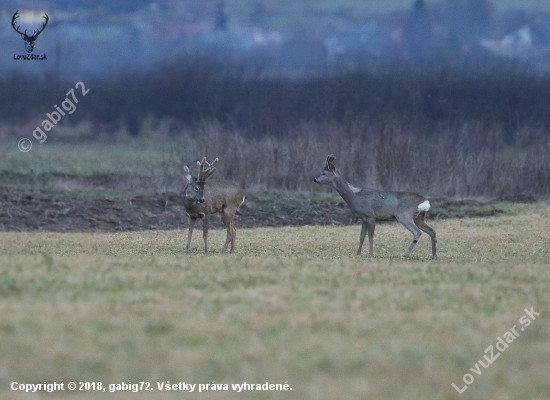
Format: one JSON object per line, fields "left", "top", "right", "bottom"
{"left": 0, "top": 183, "right": 531, "bottom": 233}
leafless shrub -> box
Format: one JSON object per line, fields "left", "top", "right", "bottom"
{"left": 137, "top": 118, "right": 549, "bottom": 198}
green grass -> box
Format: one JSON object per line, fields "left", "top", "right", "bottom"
{"left": 1, "top": 202, "right": 549, "bottom": 400}
{"left": 0, "top": 141, "right": 180, "bottom": 177}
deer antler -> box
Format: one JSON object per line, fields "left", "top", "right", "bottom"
{"left": 196, "top": 157, "right": 218, "bottom": 182}
{"left": 206, "top": 157, "right": 219, "bottom": 169}
{"left": 326, "top": 154, "right": 336, "bottom": 171}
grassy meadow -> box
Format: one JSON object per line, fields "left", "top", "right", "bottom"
{"left": 1, "top": 200, "right": 549, "bottom": 399}
{"left": 2, "top": 0, "right": 550, "bottom": 397}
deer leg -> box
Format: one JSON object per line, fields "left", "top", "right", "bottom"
{"left": 415, "top": 219, "right": 437, "bottom": 258}
{"left": 228, "top": 214, "right": 237, "bottom": 253}
{"left": 203, "top": 215, "right": 209, "bottom": 253}
{"left": 222, "top": 213, "right": 236, "bottom": 253}
{"left": 358, "top": 222, "right": 367, "bottom": 255}
{"left": 358, "top": 218, "right": 375, "bottom": 256}
{"left": 230, "top": 219, "right": 237, "bottom": 253}
{"left": 220, "top": 207, "right": 238, "bottom": 253}
{"left": 222, "top": 223, "right": 232, "bottom": 253}
{"left": 186, "top": 217, "right": 197, "bottom": 250}
{"left": 366, "top": 217, "right": 375, "bottom": 257}
{"left": 398, "top": 216, "right": 422, "bottom": 258}
{"left": 220, "top": 212, "right": 230, "bottom": 252}
{"left": 232, "top": 225, "right": 237, "bottom": 253}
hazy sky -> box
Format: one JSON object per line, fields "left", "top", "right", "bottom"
{"left": 218, "top": 0, "right": 550, "bottom": 14}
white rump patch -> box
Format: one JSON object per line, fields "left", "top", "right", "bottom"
{"left": 418, "top": 200, "right": 430, "bottom": 212}
{"left": 348, "top": 184, "right": 362, "bottom": 194}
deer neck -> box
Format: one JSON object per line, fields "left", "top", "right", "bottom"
{"left": 332, "top": 175, "right": 361, "bottom": 206}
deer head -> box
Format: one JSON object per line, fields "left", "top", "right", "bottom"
{"left": 183, "top": 157, "right": 218, "bottom": 203}
{"left": 313, "top": 154, "right": 338, "bottom": 184}
{"left": 12, "top": 11, "right": 49, "bottom": 54}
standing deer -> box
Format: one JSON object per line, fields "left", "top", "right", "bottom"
{"left": 183, "top": 157, "right": 245, "bottom": 253}
{"left": 314, "top": 155, "right": 436, "bottom": 258}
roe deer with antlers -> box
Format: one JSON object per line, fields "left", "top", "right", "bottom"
{"left": 314, "top": 154, "right": 436, "bottom": 258}
{"left": 183, "top": 157, "right": 245, "bottom": 253}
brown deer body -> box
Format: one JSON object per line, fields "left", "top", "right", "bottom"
{"left": 314, "top": 155, "right": 436, "bottom": 258}
{"left": 183, "top": 158, "right": 245, "bottom": 253}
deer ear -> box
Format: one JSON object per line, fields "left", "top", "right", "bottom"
{"left": 326, "top": 154, "right": 336, "bottom": 172}
{"left": 183, "top": 166, "right": 192, "bottom": 183}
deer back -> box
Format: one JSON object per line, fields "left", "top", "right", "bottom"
{"left": 202, "top": 180, "right": 245, "bottom": 213}
{"left": 349, "top": 189, "right": 426, "bottom": 220}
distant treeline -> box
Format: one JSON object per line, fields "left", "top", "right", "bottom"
{"left": 2, "top": 54, "right": 550, "bottom": 146}
{"left": 2, "top": 55, "right": 550, "bottom": 196}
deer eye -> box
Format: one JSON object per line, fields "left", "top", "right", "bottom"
{"left": 194, "top": 187, "right": 199, "bottom": 191}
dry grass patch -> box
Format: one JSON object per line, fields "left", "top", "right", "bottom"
{"left": 1, "top": 202, "right": 549, "bottom": 400}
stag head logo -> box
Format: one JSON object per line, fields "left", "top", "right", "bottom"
{"left": 12, "top": 11, "right": 49, "bottom": 54}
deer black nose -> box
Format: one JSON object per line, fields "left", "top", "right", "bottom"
{"left": 313, "top": 178, "right": 319, "bottom": 183}
{"left": 198, "top": 198, "right": 205, "bottom": 203}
